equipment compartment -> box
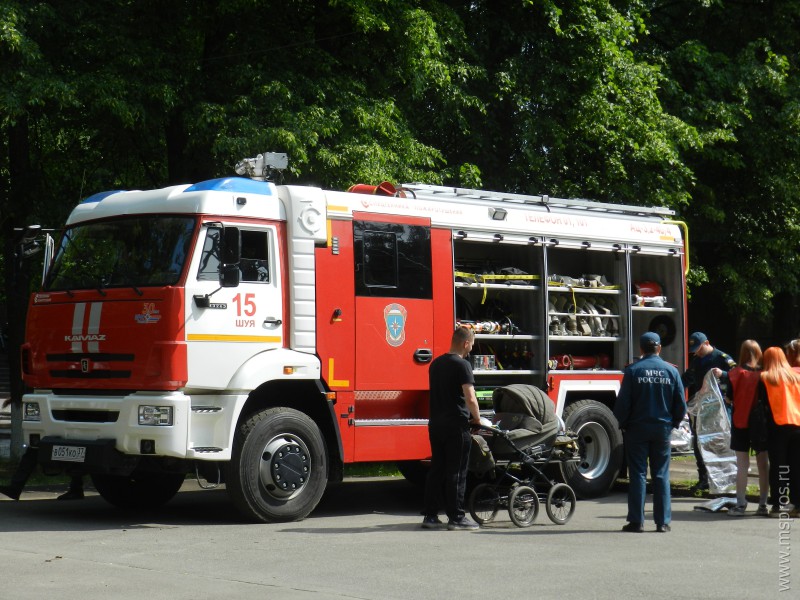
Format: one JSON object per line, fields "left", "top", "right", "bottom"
{"left": 545, "top": 243, "right": 626, "bottom": 371}
{"left": 453, "top": 237, "right": 545, "bottom": 387}
{"left": 629, "top": 250, "right": 685, "bottom": 367}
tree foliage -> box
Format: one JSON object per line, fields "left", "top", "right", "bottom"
{"left": 2, "top": 0, "right": 800, "bottom": 329}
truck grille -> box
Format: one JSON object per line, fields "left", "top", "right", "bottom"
{"left": 51, "top": 410, "right": 120, "bottom": 423}
{"left": 46, "top": 352, "right": 134, "bottom": 380}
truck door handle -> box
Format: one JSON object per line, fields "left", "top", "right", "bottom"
{"left": 263, "top": 318, "right": 283, "bottom": 326}
{"left": 414, "top": 348, "right": 433, "bottom": 364}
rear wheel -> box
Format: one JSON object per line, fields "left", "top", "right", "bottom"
{"left": 226, "top": 407, "right": 328, "bottom": 523}
{"left": 468, "top": 483, "right": 501, "bottom": 524}
{"left": 560, "top": 400, "right": 623, "bottom": 498}
{"left": 545, "top": 483, "right": 576, "bottom": 525}
{"left": 91, "top": 471, "right": 186, "bottom": 510}
{"left": 508, "top": 485, "right": 539, "bottom": 527}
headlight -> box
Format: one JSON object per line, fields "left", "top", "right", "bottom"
{"left": 23, "top": 402, "right": 41, "bottom": 421}
{"left": 138, "top": 405, "right": 173, "bottom": 426}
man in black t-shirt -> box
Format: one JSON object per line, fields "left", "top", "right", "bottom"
{"left": 422, "top": 326, "right": 481, "bottom": 530}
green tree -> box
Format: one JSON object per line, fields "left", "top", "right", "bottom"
{"left": 442, "top": 0, "right": 698, "bottom": 209}
{"left": 651, "top": 0, "right": 800, "bottom": 322}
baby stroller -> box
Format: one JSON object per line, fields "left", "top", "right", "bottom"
{"left": 468, "top": 384, "right": 581, "bottom": 527}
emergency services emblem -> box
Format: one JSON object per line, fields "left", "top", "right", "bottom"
{"left": 135, "top": 302, "right": 162, "bottom": 324}
{"left": 384, "top": 303, "right": 407, "bottom": 347}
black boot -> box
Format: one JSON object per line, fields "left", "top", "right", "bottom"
{"left": 0, "top": 485, "right": 21, "bottom": 501}
{"left": 57, "top": 477, "right": 85, "bottom": 500}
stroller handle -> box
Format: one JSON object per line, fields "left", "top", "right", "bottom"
{"left": 472, "top": 423, "right": 509, "bottom": 438}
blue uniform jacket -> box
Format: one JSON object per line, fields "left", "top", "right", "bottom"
{"left": 614, "top": 353, "right": 687, "bottom": 432}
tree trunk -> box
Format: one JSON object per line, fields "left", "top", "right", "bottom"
{"left": 3, "top": 116, "right": 36, "bottom": 460}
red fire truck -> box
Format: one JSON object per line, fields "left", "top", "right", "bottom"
{"left": 20, "top": 155, "right": 687, "bottom": 522}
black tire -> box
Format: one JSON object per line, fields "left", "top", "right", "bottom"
{"left": 396, "top": 460, "right": 429, "bottom": 486}
{"left": 560, "top": 399, "right": 623, "bottom": 499}
{"left": 226, "top": 407, "right": 328, "bottom": 523}
{"left": 468, "top": 483, "right": 501, "bottom": 524}
{"left": 508, "top": 485, "right": 539, "bottom": 527}
{"left": 545, "top": 482, "right": 576, "bottom": 525}
{"left": 91, "top": 471, "right": 185, "bottom": 510}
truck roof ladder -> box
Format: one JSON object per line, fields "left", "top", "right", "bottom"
{"left": 399, "top": 183, "right": 675, "bottom": 218}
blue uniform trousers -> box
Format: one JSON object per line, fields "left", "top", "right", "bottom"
{"left": 624, "top": 426, "right": 672, "bottom": 526}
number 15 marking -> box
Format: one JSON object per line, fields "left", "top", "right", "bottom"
{"left": 233, "top": 293, "right": 256, "bottom": 316}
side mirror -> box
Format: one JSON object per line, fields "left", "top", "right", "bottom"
{"left": 220, "top": 264, "right": 240, "bottom": 288}
{"left": 221, "top": 226, "right": 241, "bottom": 264}
{"left": 220, "top": 226, "right": 241, "bottom": 288}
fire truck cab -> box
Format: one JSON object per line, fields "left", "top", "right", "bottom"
{"left": 21, "top": 163, "right": 687, "bottom": 522}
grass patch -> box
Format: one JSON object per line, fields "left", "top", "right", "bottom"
{"left": 0, "top": 457, "right": 72, "bottom": 487}
{"left": 344, "top": 462, "right": 402, "bottom": 478}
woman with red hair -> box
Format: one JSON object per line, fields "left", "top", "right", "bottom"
{"left": 757, "top": 347, "right": 800, "bottom": 516}
{"left": 720, "top": 340, "right": 768, "bottom": 516}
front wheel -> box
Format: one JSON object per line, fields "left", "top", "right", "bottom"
{"left": 545, "top": 483, "right": 576, "bottom": 525}
{"left": 560, "top": 399, "right": 623, "bottom": 498}
{"left": 91, "top": 471, "right": 186, "bottom": 510}
{"left": 508, "top": 485, "right": 539, "bottom": 527}
{"left": 468, "top": 483, "right": 501, "bottom": 524}
{"left": 226, "top": 407, "right": 328, "bottom": 523}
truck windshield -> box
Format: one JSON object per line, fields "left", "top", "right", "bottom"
{"left": 44, "top": 216, "right": 196, "bottom": 291}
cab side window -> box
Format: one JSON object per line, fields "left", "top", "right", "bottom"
{"left": 197, "top": 227, "right": 222, "bottom": 281}
{"left": 197, "top": 227, "right": 270, "bottom": 283}
{"left": 240, "top": 230, "right": 270, "bottom": 283}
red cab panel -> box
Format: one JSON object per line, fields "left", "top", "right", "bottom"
{"left": 24, "top": 288, "right": 187, "bottom": 390}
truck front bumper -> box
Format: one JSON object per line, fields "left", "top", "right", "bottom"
{"left": 21, "top": 390, "right": 190, "bottom": 460}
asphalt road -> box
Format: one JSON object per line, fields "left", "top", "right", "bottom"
{"left": 0, "top": 470, "right": 794, "bottom": 600}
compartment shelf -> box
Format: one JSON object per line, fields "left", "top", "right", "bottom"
{"left": 547, "top": 286, "right": 621, "bottom": 295}
{"left": 548, "top": 312, "right": 620, "bottom": 318}
{"left": 474, "top": 334, "right": 539, "bottom": 341}
{"left": 549, "top": 336, "right": 622, "bottom": 342}
{"left": 474, "top": 369, "right": 540, "bottom": 376}
{"left": 456, "top": 282, "right": 540, "bottom": 291}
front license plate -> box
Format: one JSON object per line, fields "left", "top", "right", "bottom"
{"left": 51, "top": 445, "right": 86, "bottom": 463}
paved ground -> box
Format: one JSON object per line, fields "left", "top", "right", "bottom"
{"left": 0, "top": 458, "right": 794, "bottom": 600}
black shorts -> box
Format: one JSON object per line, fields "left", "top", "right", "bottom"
{"left": 730, "top": 426, "right": 767, "bottom": 453}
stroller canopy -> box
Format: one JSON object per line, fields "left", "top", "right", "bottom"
{"left": 492, "top": 384, "right": 557, "bottom": 431}
{"left": 488, "top": 385, "right": 560, "bottom": 459}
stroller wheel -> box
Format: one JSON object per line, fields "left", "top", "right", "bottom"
{"left": 469, "top": 483, "right": 501, "bottom": 524}
{"left": 508, "top": 485, "right": 539, "bottom": 527}
{"left": 546, "top": 483, "right": 577, "bottom": 525}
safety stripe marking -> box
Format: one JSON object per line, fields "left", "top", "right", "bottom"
{"left": 88, "top": 302, "right": 103, "bottom": 353}
{"left": 186, "top": 334, "right": 282, "bottom": 343}
{"left": 71, "top": 303, "right": 86, "bottom": 353}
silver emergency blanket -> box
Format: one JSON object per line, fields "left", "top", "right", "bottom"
{"left": 669, "top": 415, "right": 693, "bottom": 454}
{"left": 687, "top": 371, "right": 737, "bottom": 494}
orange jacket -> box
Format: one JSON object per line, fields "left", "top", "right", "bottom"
{"left": 763, "top": 380, "right": 800, "bottom": 426}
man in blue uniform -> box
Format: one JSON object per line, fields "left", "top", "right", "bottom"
{"left": 681, "top": 331, "right": 736, "bottom": 491}
{"left": 615, "top": 332, "right": 687, "bottom": 533}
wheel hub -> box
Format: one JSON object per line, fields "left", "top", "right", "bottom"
{"left": 259, "top": 434, "right": 311, "bottom": 499}
{"left": 576, "top": 420, "right": 611, "bottom": 479}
